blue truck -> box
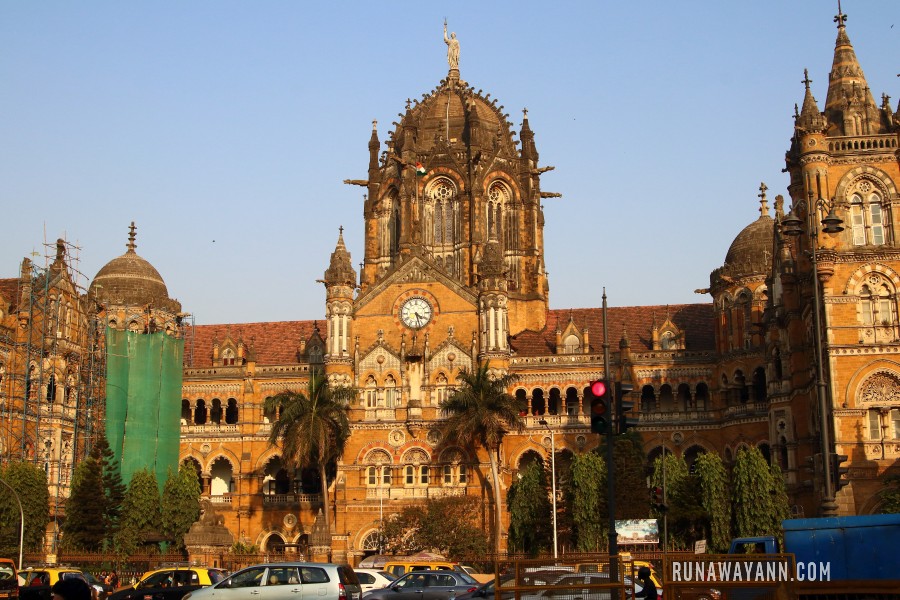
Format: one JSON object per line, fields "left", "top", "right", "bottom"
{"left": 729, "top": 513, "right": 900, "bottom": 581}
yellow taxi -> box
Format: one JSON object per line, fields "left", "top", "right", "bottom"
{"left": 21, "top": 567, "right": 88, "bottom": 588}
{"left": 108, "top": 566, "right": 227, "bottom": 600}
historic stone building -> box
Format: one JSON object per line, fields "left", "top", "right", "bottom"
{"left": 1, "top": 7, "right": 898, "bottom": 559}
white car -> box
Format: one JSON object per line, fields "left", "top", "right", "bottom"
{"left": 353, "top": 569, "right": 395, "bottom": 594}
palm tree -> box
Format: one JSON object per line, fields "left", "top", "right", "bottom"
{"left": 439, "top": 361, "right": 525, "bottom": 553}
{"left": 264, "top": 372, "right": 353, "bottom": 535}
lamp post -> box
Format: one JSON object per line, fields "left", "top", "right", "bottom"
{"left": 538, "top": 419, "right": 558, "bottom": 559}
{"left": 0, "top": 476, "right": 24, "bottom": 570}
{"left": 781, "top": 191, "right": 844, "bottom": 516}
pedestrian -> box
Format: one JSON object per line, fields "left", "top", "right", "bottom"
{"left": 108, "top": 572, "right": 119, "bottom": 589}
{"left": 635, "top": 566, "right": 658, "bottom": 600}
{"left": 51, "top": 578, "right": 92, "bottom": 600}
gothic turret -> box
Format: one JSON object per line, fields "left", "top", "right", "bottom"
{"left": 823, "top": 8, "right": 884, "bottom": 136}
{"left": 322, "top": 228, "right": 355, "bottom": 370}
{"left": 797, "top": 69, "right": 826, "bottom": 134}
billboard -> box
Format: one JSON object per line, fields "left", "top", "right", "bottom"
{"left": 615, "top": 519, "right": 659, "bottom": 545}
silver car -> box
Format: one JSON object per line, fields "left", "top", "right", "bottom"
{"left": 183, "top": 563, "right": 362, "bottom": 600}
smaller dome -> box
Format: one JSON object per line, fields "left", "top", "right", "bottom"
{"left": 723, "top": 215, "right": 774, "bottom": 279}
{"left": 89, "top": 223, "right": 171, "bottom": 306}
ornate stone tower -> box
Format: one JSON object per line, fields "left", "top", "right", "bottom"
{"left": 356, "top": 66, "right": 552, "bottom": 335}
{"left": 775, "top": 7, "right": 900, "bottom": 516}
{"left": 322, "top": 228, "right": 357, "bottom": 388}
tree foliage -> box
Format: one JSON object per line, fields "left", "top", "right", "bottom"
{"left": 64, "top": 432, "right": 126, "bottom": 551}
{"left": 62, "top": 456, "right": 106, "bottom": 550}
{"left": 161, "top": 463, "right": 201, "bottom": 551}
{"left": 651, "top": 452, "right": 689, "bottom": 549}
{"left": 380, "top": 495, "right": 489, "bottom": 558}
{"left": 695, "top": 452, "right": 731, "bottom": 552}
{"left": 507, "top": 461, "right": 552, "bottom": 554}
{"left": 878, "top": 475, "right": 900, "bottom": 514}
{"left": 265, "top": 372, "right": 353, "bottom": 535}
{"left": 569, "top": 451, "right": 607, "bottom": 551}
{"left": 613, "top": 435, "right": 648, "bottom": 519}
{"left": 0, "top": 461, "right": 49, "bottom": 557}
{"left": 732, "top": 447, "right": 788, "bottom": 539}
{"left": 439, "top": 361, "right": 524, "bottom": 553}
{"left": 115, "top": 468, "right": 162, "bottom": 555}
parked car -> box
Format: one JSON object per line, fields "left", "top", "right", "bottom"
{"left": 0, "top": 559, "right": 18, "bottom": 600}
{"left": 82, "top": 573, "right": 112, "bottom": 600}
{"left": 182, "top": 563, "right": 362, "bottom": 600}
{"left": 363, "top": 570, "right": 479, "bottom": 600}
{"left": 520, "top": 572, "right": 642, "bottom": 600}
{"left": 381, "top": 562, "right": 463, "bottom": 579}
{"left": 352, "top": 570, "right": 394, "bottom": 594}
{"left": 454, "top": 573, "right": 516, "bottom": 600}
{"left": 19, "top": 568, "right": 89, "bottom": 600}
{"left": 107, "top": 567, "right": 227, "bottom": 600}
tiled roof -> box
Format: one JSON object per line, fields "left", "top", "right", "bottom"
{"left": 185, "top": 303, "right": 715, "bottom": 367}
{"left": 187, "top": 320, "right": 321, "bottom": 367}
{"left": 0, "top": 278, "right": 19, "bottom": 313}
{"left": 510, "top": 303, "right": 715, "bottom": 356}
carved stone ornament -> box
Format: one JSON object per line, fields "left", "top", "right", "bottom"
{"left": 389, "top": 429, "right": 405, "bottom": 446}
{"left": 859, "top": 372, "right": 900, "bottom": 404}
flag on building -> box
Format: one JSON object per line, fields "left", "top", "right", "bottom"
{"left": 415, "top": 162, "right": 427, "bottom": 176}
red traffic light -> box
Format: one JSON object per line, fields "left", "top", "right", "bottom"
{"left": 590, "top": 380, "right": 607, "bottom": 397}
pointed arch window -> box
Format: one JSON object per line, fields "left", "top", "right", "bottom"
{"left": 433, "top": 373, "right": 449, "bottom": 406}
{"left": 850, "top": 191, "right": 886, "bottom": 246}
{"left": 364, "top": 376, "right": 378, "bottom": 408}
{"left": 858, "top": 279, "right": 896, "bottom": 328}
{"left": 430, "top": 178, "right": 456, "bottom": 246}
{"left": 383, "top": 375, "right": 397, "bottom": 408}
{"left": 487, "top": 181, "right": 510, "bottom": 242}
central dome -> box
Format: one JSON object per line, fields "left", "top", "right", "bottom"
{"left": 391, "top": 78, "right": 518, "bottom": 158}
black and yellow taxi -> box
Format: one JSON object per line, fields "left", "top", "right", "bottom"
{"left": 107, "top": 567, "right": 226, "bottom": 600}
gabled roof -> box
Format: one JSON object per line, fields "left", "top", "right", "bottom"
{"left": 510, "top": 304, "right": 715, "bottom": 356}
{"left": 188, "top": 320, "right": 319, "bottom": 368}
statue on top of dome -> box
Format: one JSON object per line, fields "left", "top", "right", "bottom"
{"left": 444, "top": 19, "right": 459, "bottom": 70}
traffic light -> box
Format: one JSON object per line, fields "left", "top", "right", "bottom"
{"left": 650, "top": 486, "right": 667, "bottom": 512}
{"left": 587, "top": 379, "right": 609, "bottom": 434}
{"left": 832, "top": 453, "right": 850, "bottom": 491}
{"left": 615, "top": 382, "right": 637, "bottom": 435}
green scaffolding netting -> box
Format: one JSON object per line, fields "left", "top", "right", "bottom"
{"left": 105, "top": 328, "right": 184, "bottom": 491}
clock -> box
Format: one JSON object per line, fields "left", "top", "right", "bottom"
{"left": 400, "top": 297, "right": 433, "bottom": 329}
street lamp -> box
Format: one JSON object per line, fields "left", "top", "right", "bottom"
{"left": 781, "top": 190, "right": 844, "bottom": 516}
{"left": 538, "top": 419, "right": 558, "bottom": 559}
{"left": 0, "top": 476, "right": 24, "bottom": 570}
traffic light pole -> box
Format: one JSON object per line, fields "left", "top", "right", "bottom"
{"left": 602, "top": 289, "right": 619, "bottom": 591}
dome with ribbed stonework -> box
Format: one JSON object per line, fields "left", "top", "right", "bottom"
{"left": 89, "top": 222, "right": 177, "bottom": 309}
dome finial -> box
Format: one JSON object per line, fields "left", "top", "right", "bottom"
{"left": 802, "top": 68, "right": 812, "bottom": 91}
{"left": 127, "top": 221, "right": 137, "bottom": 252}
{"left": 834, "top": 0, "right": 847, "bottom": 29}
{"left": 758, "top": 183, "right": 770, "bottom": 217}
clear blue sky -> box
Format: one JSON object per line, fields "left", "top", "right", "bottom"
{"left": 1, "top": 2, "right": 897, "bottom": 325}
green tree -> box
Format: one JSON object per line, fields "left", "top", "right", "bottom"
{"left": 93, "top": 431, "right": 126, "bottom": 544}
{"left": 732, "top": 447, "right": 789, "bottom": 539}
{"left": 507, "top": 461, "right": 552, "bottom": 554}
{"left": 439, "top": 361, "right": 524, "bottom": 554}
{"left": 614, "top": 434, "right": 648, "bottom": 519}
{"left": 161, "top": 462, "right": 202, "bottom": 551}
{"left": 115, "top": 468, "right": 162, "bottom": 555}
{"left": 0, "top": 461, "right": 49, "bottom": 557}
{"left": 62, "top": 456, "right": 107, "bottom": 550}
{"left": 651, "top": 452, "right": 689, "bottom": 549}
{"left": 695, "top": 452, "right": 731, "bottom": 552}
{"left": 380, "top": 495, "right": 490, "bottom": 558}
{"left": 569, "top": 451, "right": 607, "bottom": 551}
{"left": 265, "top": 372, "right": 353, "bottom": 536}
{"left": 64, "top": 432, "right": 126, "bottom": 550}
{"left": 878, "top": 475, "right": 900, "bottom": 514}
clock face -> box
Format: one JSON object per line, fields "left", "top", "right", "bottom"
{"left": 400, "top": 297, "right": 433, "bottom": 329}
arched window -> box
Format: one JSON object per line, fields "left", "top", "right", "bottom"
{"left": 433, "top": 373, "right": 449, "bottom": 406}
{"left": 194, "top": 399, "right": 207, "bottom": 425}
{"left": 46, "top": 374, "right": 57, "bottom": 404}
{"left": 364, "top": 376, "right": 377, "bottom": 408}
{"left": 225, "top": 398, "right": 239, "bottom": 424}
{"left": 364, "top": 449, "right": 392, "bottom": 488}
{"left": 430, "top": 178, "right": 456, "bottom": 246}
{"left": 384, "top": 375, "right": 397, "bottom": 408}
{"left": 440, "top": 449, "right": 467, "bottom": 486}
{"left": 660, "top": 332, "right": 675, "bottom": 350}
{"left": 401, "top": 449, "right": 429, "bottom": 487}
{"left": 222, "top": 348, "right": 236, "bottom": 366}
{"left": 850, "top": 191, "right": 886, "bottom": 246}
{"left": 563, "top": 334, "right": 581, "bottom": 354}
{"left": 859, "top": 372, "right": 900, "bottom": 440}
{"left": 858, "top": 279, "right": 896, "bottom": 327}
{"left": 210, "top": 399, "right": 223, "bottom": 424}
{"left": 487, "top": 181, "right": 511, "bottom": 242}
{"left": 181, "top": 400, "right": 192, "bottom": 423}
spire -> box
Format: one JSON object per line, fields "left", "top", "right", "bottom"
{"left": 823, "top": 4, "right": 882, "bottom": 135}
{"left": 520, "top": 107, "right": 538, "bottom": 163}
{"left": 323, "top": 226, "right": 357, "bottom": 287}
{"left": 368, "top": 119, "right": 380, "bottom": 174}
{"left": 127, "top": 221, "right": 137, "bottom": 253}
{"left": 758, "top": 183, "right": 771, "bottom": 218}
{"left": 797, "top": 69, "right": 826, "bottom": 132}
